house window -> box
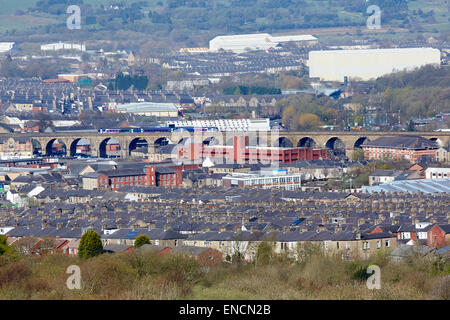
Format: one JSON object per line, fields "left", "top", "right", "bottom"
{"left": 337, "top": 242, "right": 340, "bottom": 249}
{"left": 385, "top": 240, "right": 390, "bottom": 248}
{"left": 363, "top": 241, "right": 370, "bottom": 250}
{"left": 377, "top": 240, "right": 381, "bottom": 249}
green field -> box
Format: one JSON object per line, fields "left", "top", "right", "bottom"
{"left": 0, "top": 0, "right": 448, "bottom": 48}
{"left": 0, "top": 0, "right": 38, "bottom": 14}
{"left": 0, "top": 14, "right": 58, "bottom": 33}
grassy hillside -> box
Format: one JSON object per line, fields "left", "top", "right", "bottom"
{"left": 0, "top": 247, "right": 449, "bottom": 300}
{"left": 0, "top": 0, "right": 448, "bottom": 49}
{"left": 0, "top": 0, "right": 39, "bottom": 14}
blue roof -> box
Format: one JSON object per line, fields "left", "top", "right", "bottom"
{"left": 290, "top": 218, "right": 305, "bottom": 226}
{"left": 124, "top": 230, "right": 138, "bottom": 239}
{"left": 436, "top": 246, "right": 450, "bottom": 254}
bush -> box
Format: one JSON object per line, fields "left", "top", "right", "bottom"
{"left": 256, "top": 241, "right": 274, "bottom": 266}
{"left": 0, "top": 260, "right": 31, "bottom": 289}
{"left": 0, "top": 235, "right": 11, "bottom": 256}
{"left": 134, "top": 235, "right": 150, "bottom": 248}
{"left": 78, "top": 230, "right": 103, "bottom": 259}
{"left": 348, "top": 261, "right": 370, "bottom": 281}
{"left": 428, "top": 275, "right": 450, "bottom": 300}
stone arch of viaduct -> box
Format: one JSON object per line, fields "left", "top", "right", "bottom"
{"left": 7, "top": 131, "right": 450, "bottom": 159}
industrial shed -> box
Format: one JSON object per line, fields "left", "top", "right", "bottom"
{"left": 308, "top": 48, "right": 441, "bottom": 82}
{"left": 115, "top": 102, "right": 179, "bottom": 117}
{"left": 209, "top": 33, "right": 317, "bottom": 53}
{"left": 0, "top": 42, "right": 16, "bottom": 53}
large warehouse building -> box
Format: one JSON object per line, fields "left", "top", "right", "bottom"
{"left": 114, "top": 103, "right": 179, "bottom": 117}
{"left": 308, "top": 48, "right": 441, "bottom": 82}
{"left": 0, "top": 42, "right": 16, "bottom": 53}
{"left": 209, "top": 33, "right": 317, "bottom": 53}
{"left": 41, "top": 42, "right": 86, "bottom": 51}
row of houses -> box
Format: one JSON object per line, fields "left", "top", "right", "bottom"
{"left": 1, "top": 183, "right": 450, "bottom": 262}
{"left": 4, "top": 222, "right": 450, "bottom": 262}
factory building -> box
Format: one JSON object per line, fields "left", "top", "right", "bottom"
{"left": 40, "top": 42, "right": 86, "bottom": 51}
{"left": 308, "top": 48, "right": 441, "bottom": 82}
{"left": 114, "top": 103, "right": 180, "bottom": 117}
{"left": 0, "top": 42, "right": 16, "bottom": 53}
{"left": 222, "top": 169, "right": 302, "bottom": 190}
{"left": 176, "top": 136, "right": 329, "bottom": 164}
{"left": 94, "top": 165, "right": 182, "bottom": 191}
{"left": 209, "top": 33, "right": 317, "bottom": 53}
{"left": 361, "top": 135, "right": 439, "bottom": 163}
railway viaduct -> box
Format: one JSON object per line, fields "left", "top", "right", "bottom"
{"left": 1, "top": 131, "right": 449, "bottom": 159}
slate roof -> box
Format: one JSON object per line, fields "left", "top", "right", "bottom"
{"left": 361, "top": 135, "right": 438, "bottom": 150}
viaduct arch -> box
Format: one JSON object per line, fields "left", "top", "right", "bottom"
{"left": 14, "top": 131, "right": 450, "bottom": 160}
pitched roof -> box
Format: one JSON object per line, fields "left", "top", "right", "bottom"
{"left": 361, "top": 135, "right": 438, "bottom": 150}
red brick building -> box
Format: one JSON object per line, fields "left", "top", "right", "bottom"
{"left": 176, "top": 136, "right": 329, "bottom": 164}
{"left": 97, "top": 165, "right": 183, "bottom": 190}
{"left": 427, "top": 224, "right": 450, "bottom": 249}
{"left": 0, "top": 137, "right": 33, "bottom": 158}
{"left": 361, "top": 135, "right": 438, "bottom": 163}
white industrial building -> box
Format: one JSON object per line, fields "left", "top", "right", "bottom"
{"left": 222, "top": 169, "right": 302, "bottom": 190}
{"left": 115, "top": 102, "right": 179, "bottom": 117}
{"left": 424, "top": 167, "right": 450, "bottom": 179}
{"left": 41, "top": 42, "right": 86, "bottom": 52}
{"left": 209, "top": 33, "right": 317, "bottom": 53}
{"left": 166, "top": 118, "right": 271, "bottom": 131}
{"left": 0, "top": 42, "right": 16, "bottom": 53}
{"left": 308, "top": 48, "right": 441, "bottom": 82}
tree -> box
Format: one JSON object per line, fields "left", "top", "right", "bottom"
{"left": 352, "top": 148, "right": 365, "bottom": 161}
{"left": 256, "top": 241, "right": 274, "bottom": 266}
{"left": 134, "top": 234, "right": 150, "bottom": 248}
{"left": 0, "top": 235, "right": 11, "bottom": 256}
{"left": 353, "top": 173, "right": 369, "bottom": 188}
{"left": 296, "top": 242, "right": 323, "bottom": 263}
{"left": 298, "top": 113, "right": 323, "bottom": 130}
{"left": 78, "top": 230, "right": 103, "bottom": 259}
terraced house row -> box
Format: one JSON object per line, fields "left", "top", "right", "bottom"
{"left": 1, "top": 187, "right": 450, "bottom": 261}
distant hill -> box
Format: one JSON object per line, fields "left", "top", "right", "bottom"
{"left": 0, "top": 0, "right": 448, "bottom": 48}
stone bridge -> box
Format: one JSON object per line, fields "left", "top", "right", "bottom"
{"left": 1, "top": 131, "right": 449, "bottom": 159}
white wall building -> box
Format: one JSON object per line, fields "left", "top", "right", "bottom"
{"left": 41, "top": 42, "right": 86, "bottom": 52}
{"left": 416, "top": 222, "right": 432, "bottom": 240}
{"left": 209, "top": 33, "right": 317, "bottom": 53}
{"left": 223, "top": 169, "right": 302, "bottom": 190}
{"left": 425, "top": 167, "right": 450, "bottom": 179}
{"left": 0, "top": 42, "right": 15, "bottom": 53}
{"left": 115, "top": 102, "right": 179, "bottom": 117}
{"left": 308, "top": 48, "right": 441, "bottom": 82}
